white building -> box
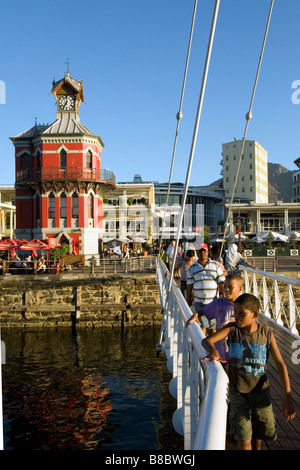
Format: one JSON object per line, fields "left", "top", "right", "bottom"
{"left": 292, "top": 157, "right": 300, "bottom": 203}
{"left": 222, "top": 140, "right": 268, "bottom": 204}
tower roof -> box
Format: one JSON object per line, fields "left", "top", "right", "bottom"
{"left": 51, "top": 74, "right": 84, "bottom": 103}
{"left": 10, "top": 118, "right": 104, "bottom": 147}
{"left": 10, "top": 73, "right": 104, "bottom": 147}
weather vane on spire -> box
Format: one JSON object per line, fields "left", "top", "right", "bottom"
{"left": 65, "top": 58, "right": 70, "bottom": 76}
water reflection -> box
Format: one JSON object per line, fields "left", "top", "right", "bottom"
{"left": 2, "top": 326, "right": 183, "bottom": 450}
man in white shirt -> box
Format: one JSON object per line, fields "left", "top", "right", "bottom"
{"left": 186, "top": 243, "right": 225, "bottom": 332}
{"left": 166, "top": 240, "right": 181, "bottom": 269}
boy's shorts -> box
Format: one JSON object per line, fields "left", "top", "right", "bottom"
{"left": 192, "top": 301, "right": 216, "bottom": 330}
{"left": 230, "top": 387, "right": 277, "bottom": 442}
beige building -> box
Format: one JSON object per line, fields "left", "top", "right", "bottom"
{"left": 222, "top": 140, "right": 268, "bottom": 204}
{"left": 103, "top": 182, "right": 155, "bottom": 243}
{"left": 0, "top": 185, "right": 16, "bottom": 239}
{"left": 292, "top": 157, "right": 300, "bottom": 203}
{"left": 225, "top": 200, "right": 300, "bottom": 235}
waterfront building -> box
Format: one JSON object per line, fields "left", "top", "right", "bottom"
{"left": 0, "top": 185, "right": 16, "bottom": 239}
{"left": 222, "top": 139, "right": 268, "bottom": 204}
{"left": 103, "top": 181, "right": 155, "bottom": 244}
{"left": 225, "top": 200, "right": 300, "bottom": 235}
{"left": 107, "top": 176, "right": 224, "bottom": 243}
{"left": 10, "top": 73, "right": 116, "bottom": 256}
{"left": 292, "top": 157, "right": 300, "bottom": 203}
{"left": 153, "top": 181, "right": 224, "bottom": 238}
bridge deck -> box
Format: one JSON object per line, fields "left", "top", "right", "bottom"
{"left": 256, "top": 316, "right": 300, "bottom": 450}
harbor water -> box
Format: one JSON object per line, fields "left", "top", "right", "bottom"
{"left": 1, "top": 326, "right": 184, "bottom": 451}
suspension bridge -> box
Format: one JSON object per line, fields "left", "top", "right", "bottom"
{"left": 156, "top": 257, "right": 300, "bottom": 450}
{"left": 0, "top": 0, "right": 299, "bottom": 452}
{"left": 154, "top": 0, "right": 299, "bottom": 449}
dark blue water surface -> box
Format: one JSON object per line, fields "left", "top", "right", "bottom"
{"left": 1, "top": 326, "right": 183, "bottom": 451}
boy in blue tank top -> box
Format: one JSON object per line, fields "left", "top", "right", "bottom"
{"left": 201, "top": 293, "right": 296, "bottom": 450}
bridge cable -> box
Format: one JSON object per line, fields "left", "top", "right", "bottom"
{"left": 158, "top": 0, "right": 221, "bottom": 348}
{"left": 158, "top": 0, "right": 198, "bottom": 251}
{"left": 219, "top": 0, "right": 274, "bottom": 258}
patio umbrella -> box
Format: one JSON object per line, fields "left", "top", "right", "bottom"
{"left": 71, "top": 239, "right": 77, "bottom": 255}
{"left": 19, "top": 239, "right": 48, "bottom": 250}
{"left": 226, "top": 232, "right": 247, "bottom": 241}
{"left": 251, "top": 235, "right": 265, "bottom": 244}
{"left": 288, "top": 231, "right": 300, "bottom": 241}
{"left": 42, "top": 238, "right": 61, "bottom": 250}
{"left": 118, "top": 237, "right": 131, "bottom": 243}
{"left": 260, "top": 231, "right": 288, "bottom": 242}
{"left": 133, "top": 237, "right": 147, "bottom": 243}
{"left": 0, "top": 239, "right": 18, "bottom": 250}
{"left": 102, "top": 237, "right": 114, "bottom": 242}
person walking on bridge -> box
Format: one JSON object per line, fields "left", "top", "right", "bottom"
{"left": 186, "top": 243, "right": 225, "bottom": 334}
{"left": 202, "top": 293, "right": 296, "bottom": 450}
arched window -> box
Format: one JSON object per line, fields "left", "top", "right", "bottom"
{"left": 60, "top": 149, "right": 67, "bottom": 169}
{"left": 72, "top": 193, "right": 79, "bottom": 220}
{"left": 48, "top": 193, "right": 55, "bottom": 219}
{"left": 20, "top": 153, "right": 31, "bottom": 170}
{"left": 88, "top": 194, "right": 93, "bottom": 219}
{"left": 86, "top": 150, "right": 92, "bottom": 169}
{"left": 36, "top": 151, "right": 41, "bottom": 173}
{"left": 60, "top": 193, "right": 67, "bottom": 219}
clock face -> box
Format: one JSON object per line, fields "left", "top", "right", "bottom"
{"left": 58, "top": 95, "right": 75, "bottom": 111}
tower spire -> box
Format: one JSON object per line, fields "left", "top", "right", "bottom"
{"left": 65, "top": 58, "right": 70, "bottom": 76}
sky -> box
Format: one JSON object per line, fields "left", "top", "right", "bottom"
{"left": 1, "top": 0, "right": 300, "bottom": 188}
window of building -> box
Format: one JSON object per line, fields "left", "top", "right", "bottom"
{"left": 88, "top": 194, "right": 93, "bottom": 219}
{"left": 60, "top": 193, "right": 67, "bottom": 219}
{"left": 86, "top": 151, "right": 92, "bottom": 169}
{"left": 36, "top": 151, "right": 41, "bottom": 172}
{"left": 48, "top": 194, "right": 55, "bottom": 219}
{"left": 60, "top": 149, "right": 67, "bottom": 169}
{"left": 72, "top": 193, "right": 79, "bottom": 219}
{"left": 20, "top": 153, "right": 31, "bottom": 170}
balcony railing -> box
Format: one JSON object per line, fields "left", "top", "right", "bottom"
{"left": 16, "top": 167, "right": 115, "bottom": 184}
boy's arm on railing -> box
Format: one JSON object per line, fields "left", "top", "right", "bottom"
{"left": 201, "top": 325, "right": 231, "bottom": 363}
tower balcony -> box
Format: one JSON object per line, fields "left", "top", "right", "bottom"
{"left": 16, "top": 167, "right": 115, "bottom": 186}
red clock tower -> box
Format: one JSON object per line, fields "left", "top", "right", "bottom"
{"left": 11, "top": 72, "right": 116, "bottom": 256}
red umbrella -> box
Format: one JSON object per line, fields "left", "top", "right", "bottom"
{"left": 0, "top": 239, "right": 18, "bottom": 250}
{"left": 19, "top": 239, "right": 48, "bottom": 250}
{"left": 72, "top": 239, "right": 77, "bottom": 255}
{"left": 41, "top": 238, "right": 61, "bottom": 250}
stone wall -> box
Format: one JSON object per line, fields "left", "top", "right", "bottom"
{"left": 0, "top": 273, "right": 161, "bottom": 328}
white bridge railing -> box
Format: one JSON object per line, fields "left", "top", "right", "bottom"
{"left": 156, "top": 260, "right": 300, "bottom": 450}
{"left": 156, "top": 258, "right": 229, "bottom": 450}
{"left": 241, "top": 266, "right": 300, "bottom": 337}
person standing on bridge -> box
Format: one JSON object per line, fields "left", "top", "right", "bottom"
{"left": 186, "top": 243, "right": 225, "bottom": 334}
{"left": 166, "top": 240, "right": 181, "bottom": 270}
{"left": 224, "top": 243, "right": 256, "bottom": 275}
{"left": 201, "top": 293, "right": 296, "bottom": 451}
{"left": 166, "top": 249, "right": 197, "bottom": 298}
{"left": 186, "top": 273, "right": 243, "bottom": 350}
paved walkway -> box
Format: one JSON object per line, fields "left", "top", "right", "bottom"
{"left": 257, "top": 316, "right": 300, "bottom": 450}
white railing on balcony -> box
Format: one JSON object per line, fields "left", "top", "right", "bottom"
{"left": 241, "top": 266, "right": 300, "bottom": 337}
{"left": 156, "top": 258, "right": 229, "bottom": 450}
